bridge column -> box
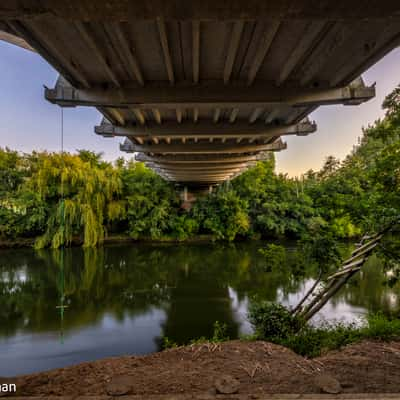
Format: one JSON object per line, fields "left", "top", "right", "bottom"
{"left": 183, "top": 186, "right": 188, "bottom": 202}
{"left": 180, "top": 186, "right": 213, "bottom": 210}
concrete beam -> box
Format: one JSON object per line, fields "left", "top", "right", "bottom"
{"left": 74, "top": 21, "right": 121, "bottom": 87}
{"left": 276, "top": 21, "right": 328, "bottom": 86}
{"left": 224, "top": 21, "right": 244, "bottom": 84}
{"left": 135, "top": 153, "right": 266, "bottom": 163}
{"left": 163, "top": 173, "right": 233, "bottom": 179}
{"left": 7, "top": 21, "right": 84, "bottom": 88}
{"left": 95, "top": 121, "right": 316, "bottom": 139}
{"left": 120, "top": 138, "right": 287, "bottom": 154}
{"left": 157, "top": 19, "right": 175, "bottom": 84}
{"left": 3, "top": 2, "right": 398, "bottom": 21}
{"left": 0, "top": 29, "right": 35, "bottom": 52}
{"left": 157, "top": 171, "right": 237, "bottom": 178}
{"left": 192, "top": 21, "right": 200, "bottom": 83}
{"left": 149, "top": 165, "right": 244, "bottom": 173}
{"left": 45, "top": 78, "right": 375, "bottom": 108}
{"left": 247, "top": 21, "right": 281, "bottom": 85}
{"left": 146, "top": 161, "right": 255, "bottom": 169}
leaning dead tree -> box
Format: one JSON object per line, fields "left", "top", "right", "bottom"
{"left": 292, "top": 220, "right": 399, "bottom": 322}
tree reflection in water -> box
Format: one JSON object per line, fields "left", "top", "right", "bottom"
{"left": 0, "top": 242, "right": 399, "bottom": 372}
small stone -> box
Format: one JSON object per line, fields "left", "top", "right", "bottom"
{"left": 214, "top": 374, "right": 240, "bottom": 394}
{"left": 207, "top": 387, "right": 217, "bottom": 395}
{"left": 314, "top": 373, "right": 342, "bottom": 394}
{"left": 341, "top": 382, "right": 355, "bottom": 389}
{"left": 106, "top": 375, "right": 133, "bottom": 396}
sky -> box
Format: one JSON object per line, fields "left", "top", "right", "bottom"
{"left": 0, "top": 40, "right": 399, "bottom": 177}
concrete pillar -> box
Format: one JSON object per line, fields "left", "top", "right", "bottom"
{"left": 183, "top": 186, "right": 188, "bottom": 201}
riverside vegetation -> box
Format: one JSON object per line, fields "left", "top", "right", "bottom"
{"left": 162, "top": 310, "right": 400, "bottom": 358}
{"left": 1, "top": 85, "right": 400, "bottom": 359}
{"left": 1, "top": 84, "right": 400, "bottom": 250}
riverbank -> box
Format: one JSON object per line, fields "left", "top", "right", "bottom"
{"left": 0, "top": 234, "right": 221, "bottom": 249}
{"left": 8, "top": 340, "right": 400, "bottom": 397}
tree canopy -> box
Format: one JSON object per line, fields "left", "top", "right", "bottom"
{"left": 1, "top": 83, "right": 400, "bottom": 248}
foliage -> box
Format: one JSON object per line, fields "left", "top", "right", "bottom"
{"left": 299, "top": 227, "right": 345, "bottom": 274}
{"left": 161, "top": 336, "right": 178, "bottom": 349}
{"left": 280, "top": 321, "right": 362, "bottom": 357}
{"left": 163, "top": 312, "right": 400, "bottom": 357}
{"left": 162, "top": 321, "right": 229, "bottom": 348}
{"left": 232, "top": 158, "right": 316, "bottom": 238}
{"left": 31, "top": 152, "right": 124, "bottom": 248}
{"left": 211, "top": 321, "right": 230, "bottom": 342}
{"left": 248, "top": 298, "right": 400, "bottom": 357}
{"left": 280, "top": 313, "right": 400, "bottom": 357}
{"left": 119, "top": 160, "right": 179, "bottom": 240}
{"left": 1, "top": 83, "right": 400, "bottom": 248}
{"left": 258, "top": 243, "right": 286, "bottom": 271}
{"left": 248, "top": 301, "right": 303, "bottom": 340}
{"left": 191, "top": 189, "right": 250, "bottom": 241}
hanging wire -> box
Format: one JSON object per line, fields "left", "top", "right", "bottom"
{"left": 61, "top": 107, "right": 65, "bottom": 241}
{"left": 57, "top": 107, "right": 67, "bottom": 344}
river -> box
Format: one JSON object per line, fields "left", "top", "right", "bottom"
{"left": 0, "top": 242, "right": 398, "bottom": 376}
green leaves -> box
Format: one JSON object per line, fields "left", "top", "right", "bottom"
{"left": 191, "top": 189, "right": 250, "bottom": 241}
{"left": 1, "top": 83, "right": 400, "bottom": 247}
{"left": 248, "top": 301, "right": 303, "bottom": 341}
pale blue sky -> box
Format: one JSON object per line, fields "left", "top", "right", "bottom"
{"left": 0, "top": 40, "right": 399, "bottom": 176}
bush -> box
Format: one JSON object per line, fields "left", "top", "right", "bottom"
{"left": 161, "top": 336, "right": 178, "bottom": 349}
{"left": 280, "top": 321, "right": 362, "bottom": 357}
{"left": 248, "top": 301, "right": 400, "bottom": 358}
{"left": 363, "top": 312, "right": 400, "bottom": 340}
{"left": 212, "top": 321, "right": 229, "bottom": 342}
{"left": 248, "top": 301, "right": 303, "bottom": 340}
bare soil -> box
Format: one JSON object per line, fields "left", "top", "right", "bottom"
{"left": 7, "top": 340, "right": 400, "bottom": 397}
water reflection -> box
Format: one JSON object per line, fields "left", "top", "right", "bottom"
{"left": 0, "top": 243, "right": 399, "bottom": 376}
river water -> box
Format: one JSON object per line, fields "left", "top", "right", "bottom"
{"left": 0, "top": 242, "right": 398, "bottom": 376}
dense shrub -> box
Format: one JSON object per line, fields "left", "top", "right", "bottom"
{"left": 248, "top": 301, "right": 303, "bottom": 340}
{"left": 248, "top": 302, "right": 400, "bottom": 357}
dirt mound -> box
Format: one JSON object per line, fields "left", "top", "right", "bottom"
{"left": 11, "top": 340, "right": 400, "bottom": 396}
{"left": 319, "top": 340, "right": 400, "bottom": 393}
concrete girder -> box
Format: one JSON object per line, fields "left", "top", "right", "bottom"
{"left": 120, "top": 138, "right": 286, "bottom": 154}
{"left": 134, "top": 153, "right": 269, "bottom": 163}
{"left": 192, "top": 21, "right": 200, "bottom": 84}
{"left": 155, "top": 171, "right": 239, "bottom": 178}
{"left": 0, "top": 29, "right": 35, "bottom": 52}
{"left": 276, "top": 21, "right": 329, "bottom": 86}
{"left": 162, "top": 174, "right": 234, "bottom": 180}
{"left": 95, "top": 120, "right": 317, "bottom": 139}
{"left": 2, "top": 2, "right": 400, "bottom": 21}
{"left": 7, "top": 21, "right": 86, "bottom": 88}
{"left": 149, "top": 166, "right": 244, "bottom": 174}
{"left": 45, "top": 78, "right": 375, "bottom": 109}
{"left": 247, "top": 20, "right": 281, "bottom": 85}
{"left": 4, "top": 3, "right": 398, "bottom": 188}
{"left": 145, "top": 161, "right": 256, "bottom": 170}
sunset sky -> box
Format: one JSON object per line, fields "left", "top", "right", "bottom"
{"left": 1, "top": 40, "right": 399, "bottom": 177}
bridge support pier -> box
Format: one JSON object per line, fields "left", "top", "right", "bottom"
{"left": 180, "top": 186, "right": 213, "bottom": 210}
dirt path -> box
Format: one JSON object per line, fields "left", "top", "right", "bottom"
{"left": 6, "top": 340, "right": 400, "bottom": 397}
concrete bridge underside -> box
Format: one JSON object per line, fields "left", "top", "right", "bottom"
{"left": 1, "top": 1, "right": 400, "bottom": 187}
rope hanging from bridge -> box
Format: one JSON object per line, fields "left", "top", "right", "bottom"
{"left": 56, "top": 107, "right": 68, "bottom": 344}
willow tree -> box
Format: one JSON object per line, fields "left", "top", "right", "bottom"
{"left": 30, "top": 152, "right": 125, "bottom": 248}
